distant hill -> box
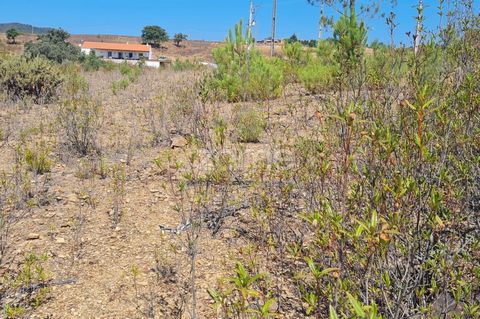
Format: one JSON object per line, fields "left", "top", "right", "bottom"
{"left": 0, "top": 23, "right": 52, "bottom": 35}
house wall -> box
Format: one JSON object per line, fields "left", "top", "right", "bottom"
{"left": 81, "top": 48, "right": 150, "bottom": 60}
{"left": 107, "top": 59, "right": 162, "bottom": 69}
{"left": 145, "top": 60, "right": 160, "bottom": 68}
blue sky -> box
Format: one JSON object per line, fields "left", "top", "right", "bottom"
{"left": 0, "top": 0, "right": 478, "bottom": 45}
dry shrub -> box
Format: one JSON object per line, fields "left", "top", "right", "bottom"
{"left": 233, "top": 105, "right": 265, "bottom": 143}
{"left": 58, "top": 97, "right": 101, "bottom": 156}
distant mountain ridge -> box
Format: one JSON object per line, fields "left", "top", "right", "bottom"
{"left": 0, "top": 22, "right": 52, "bottom": 34}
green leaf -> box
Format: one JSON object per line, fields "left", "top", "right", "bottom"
{"left": 305, "top": 257, "right": 318, "bottom": 276}
{"left": 329, "top": 305, "right": 339, "bottom": 319}
{"left": 347, "top": 292, "right": 366, "bottom": 317}
{"left": 355, "top": 220, "right": 368, "bottom": 237}
{"left": 261, "top": 298, "right": 275, "bottom": 315}
{"left": 319, "top": 267, "right": 340, "bottom": 277}
{"left": 370, "top": 210, "right": 378, "bottom": 229}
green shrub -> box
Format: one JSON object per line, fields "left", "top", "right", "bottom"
{"left": 82, "top": 50, "right": 106, "bottom": 71}
{"left": 102, "top": 61, "right": 116, "bottom": 71}
{"left": 208, "top": 262, "right": 276, "bottom": 318}
{"left": 22, "top": 142, "right": 52, "bottom": 175}
{"left": 333, "top": 9, "right": 367, "bottom": 72}
{"left": 234, "top": 106, "right": 265, "bottom": 143}
{"left": 283, "top": 41, "right": 309, "bottom": 65}
{"left": 0, "top": 55, "right": 63, "bottom": 103}
{"left": 119, "top": 61, "right": 141, "bottom": 80}
{"left": 172, "top": 58, "right": 197, "bottom": 71}
{"left": 1, "top": 252, "right": 50, "bottom": 315}
{"left": 4, "top": 304, "right": 26, "bottom": 318}
{"left": 207, "top": 20, "right": 283, "bottom": 102}
{"left": 112, "top": 78, "right": 130, "bottom": 95}
{"left": 246, "top": 57, "right": 283, "bottom": 101}
{"left": 119, "top": 61, "right": 131, "bottom": 76}
{"left": 280, "top": 41, "right": 311, "bottom": 84}
{"left": 63, "top": 64, "right": 89, "bottom": 99}
{"left": 316, "top": 39, "right": 336, "bottom": 64}
{"left": 298, "top": 61, "right": 337, "bottom": 94}
{"left": 113, "top": 62, "right": 141, "bottom": 93}
{"left": 209, "top": 52, "right": 282, "bottom": 102}
{"left": 127, "top": 65, "right": 142, "bottom": 82}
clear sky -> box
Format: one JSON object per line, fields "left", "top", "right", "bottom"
{"left": 0, "top": 0, "right": 478, "bottom": 45}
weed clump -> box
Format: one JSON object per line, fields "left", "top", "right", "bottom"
{"left": 298, "top": 62, "right": 337, "bottom": 94}
{"left": 1, "top": 252, "right": 50, "bottom": 316}
{"left": 172, "top": 59, "right": 198, "bottom": 71}
{"left": 21, "top": 142, "right": 52, "bottom": 175}
{"left": 58, "top": 71, "right": 101, "bottom": 156}
{"left": 112, "top": 78, "right": 130, "bottom": 95}
{"left": 234, "top": 106, "right": 265, "bottom": 143}
{"left": 112, "top": 61, "right": 142, "bottom": 94}
{"left": 58, "top": 97, "right": 101, "bottom": 156}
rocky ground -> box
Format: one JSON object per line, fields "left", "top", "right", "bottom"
{"left": 0, "top": 67, "right": 319, "bottom": 318}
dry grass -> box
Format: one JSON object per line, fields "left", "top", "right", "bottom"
{"left": 0, "top": 66, "right": 321, "bottom": 318}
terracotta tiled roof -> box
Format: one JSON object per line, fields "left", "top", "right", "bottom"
{"left": 82, "top": 41, "right": 150, "bottom": 52}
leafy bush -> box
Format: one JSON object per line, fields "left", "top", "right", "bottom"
{"left": 112, "top": 78, "right": 130, "bottom": 95}
{"left": 172, "top": 59, "right": 197, "bottom": 71}
{"left": 22, "top": 142, "right": 52, "bottom": 175}
{"left": 365, "top": 46, "right": 409, "bottom": 90}
{"left": 283, "top": 41, "right": 309, "bottom": 65}
{"left": 102, "top": 60, "right": 117, "bottom": 72}
{"left": 207, "top": 21, "right": 283, "bottom": 102}
{"left": 119, "top": 61, "right": 142, "bottom": 80}
{"left": 24, "top": 28, "right": 82, "bottom": 63}
{"left": 234, "top": 106, "right": 265, "bottom": 143}
{"left": 63, "top": 64, "right": 89, "bottom": 99}
{"left": 119, "top": 61, "right": 132, "bottom": 76}
{"left": 247, "top": 57, "right": 284, "bottom": 100}
{"left": 0, "top": 55, "right": 63, "bottom": 103}
{"left": 208, "top": 262, "right": 276, "bottom": 318}
{"left": 280, "top": 41, "right": 310, "bottom": 84}
{"left": 1, "top": 252, "right": 50, "bottom": 316}
{"left": 333, "top": 9, "right": 367, "bottom": 72}
{"left": 298, "top": 61, "right": 337, "bottom": 94}
{"left": 316, "top": 39, "right": 336, "bottom": 64}
{"left": 82, "top": 50, "right": 106, "bottom": 71}
{"left": 112, "top": 62, "right": 142, "bottom": 94}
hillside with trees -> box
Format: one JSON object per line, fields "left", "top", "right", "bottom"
{"left": 0, "top": 22, "right": 52, "bottom": 34}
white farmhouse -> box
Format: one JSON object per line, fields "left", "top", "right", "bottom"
{"left": 81, "top": 41, "right": 152, "bottom": 60}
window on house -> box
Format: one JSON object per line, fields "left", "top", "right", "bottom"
{"left": 139, "top": 53, "right": 143, "bottom": 58}
{"left": 129, "top": 52, "right": 133, "bottom": 58}
{"left": 108, "top": 51, "right": 112, "bottom": 58}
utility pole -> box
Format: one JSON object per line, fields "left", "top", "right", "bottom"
{"left": 248, "top": 0, "right": 254, "bottom": 41}
{"left": 318, "top": 0, "right": 324, "bottom": 42}
{"left": 271, "top": 0, "right": 277, "bottom": 56}
{"left": 414, "top": 0, "right": 423, "bottom": 56}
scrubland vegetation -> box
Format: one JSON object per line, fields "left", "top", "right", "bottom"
{"left": 0, "top": 1, "right": 479, "bottom": 318}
